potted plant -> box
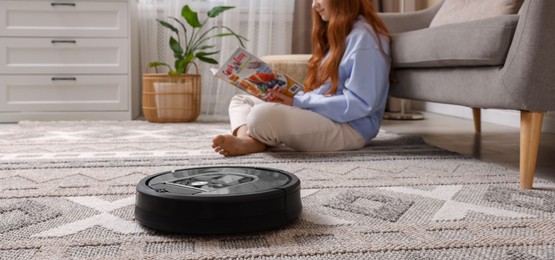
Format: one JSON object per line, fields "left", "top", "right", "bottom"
{"left": 143, "top": 4, "right": 246, "bottom": 122}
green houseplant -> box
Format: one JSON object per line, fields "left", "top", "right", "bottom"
{"left": 143, "top": 4, "right": 246, "bottom": 122}
{"left": 150, "top": 5, "right": 246, "bottom": 74}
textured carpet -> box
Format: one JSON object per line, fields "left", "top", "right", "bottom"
{"left": 1, "top": 120, "right": 554, "bottom": 260}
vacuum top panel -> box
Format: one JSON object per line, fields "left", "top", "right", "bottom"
{"left": 147, "top": 166, "right": 292, "bottom": 196}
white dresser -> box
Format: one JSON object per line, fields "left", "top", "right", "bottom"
{"left": 0, "top": 0, "right": 140, "bottom": 122}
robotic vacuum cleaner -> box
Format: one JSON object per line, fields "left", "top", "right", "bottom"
{"left": 134, "top": 166, "right": 302, "bottom": 234}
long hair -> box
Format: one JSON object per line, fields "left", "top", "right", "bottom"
{"left": 304, "top": 0, "right": 391, "bottom": 94}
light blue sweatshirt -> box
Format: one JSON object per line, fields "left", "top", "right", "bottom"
{"left": 293, "top": 17, "right": 391, "bottom": 144}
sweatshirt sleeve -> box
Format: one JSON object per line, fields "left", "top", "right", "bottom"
{"left": 293, "top": 48, "right": 389, "bottom": 123}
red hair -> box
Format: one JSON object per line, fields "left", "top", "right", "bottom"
{"left": 305, "top": 0, "right": 391, "bottom": 94}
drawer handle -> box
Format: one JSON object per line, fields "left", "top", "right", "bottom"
{"left": 52, "top": 40, "right": 77, "bottom": 44}
{"left": 51, "top": 3, "right": 76, "bottom": 7}
{"left": 52, "top": 77, "right": 77, "bottom": 81}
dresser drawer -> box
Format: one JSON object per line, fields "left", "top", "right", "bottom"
{"left": 0, "top": 38, "right": 128, "bottom": 74}
{"left": 0, "top": 1, "right": 128, "bottom": 37}
{"left": 0, "top": 75, "right": 128, "bottom": 112}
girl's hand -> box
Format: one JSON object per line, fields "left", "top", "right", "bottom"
{"left": 267, "top": 88, "right": 293, "bottom": 106}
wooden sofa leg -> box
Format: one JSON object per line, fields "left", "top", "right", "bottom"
{"left": 472, "top": 108, "right": 481, "bottom": 133}
{"left": 520, "top": 111, "right": 545, "bottom": 189}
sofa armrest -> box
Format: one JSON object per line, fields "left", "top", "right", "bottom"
{"left": 378, "top": 0, "right": 444, "bottom": 33}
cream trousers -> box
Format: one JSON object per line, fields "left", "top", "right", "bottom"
{"left": 228, "top": 95, "right": 365, "bottom": 152}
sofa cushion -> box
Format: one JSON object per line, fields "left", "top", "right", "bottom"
{"left": 261, "top": 54, "right": 311, "bottom": 83}
{"left": 392, "top": 15, "right": 519, "bottom": 68}
{"left": 430, "top": 0, "right": 524, "bottom": 27}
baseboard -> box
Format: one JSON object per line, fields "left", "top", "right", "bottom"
{"left": 412, "top": 101, "right": 555, "bottom": 134}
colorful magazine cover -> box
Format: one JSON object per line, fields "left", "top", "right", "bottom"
{"left": 212, "top": 47, "right": 304, "bottom": 101}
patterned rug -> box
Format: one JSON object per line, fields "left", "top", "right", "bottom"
{"left": 1, "top": 120, "right": 554, "bottom": 260}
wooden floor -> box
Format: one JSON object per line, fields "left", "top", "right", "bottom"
{"left": 381, "top": 111, "right": 555, "bottom": 184}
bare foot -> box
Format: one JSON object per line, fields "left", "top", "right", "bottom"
{"left": 211, "top": 134, "right": 266, "bottom": 157}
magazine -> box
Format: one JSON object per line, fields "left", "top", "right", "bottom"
{"left": 211, "top": 47, "right": 304, "bottom": 101}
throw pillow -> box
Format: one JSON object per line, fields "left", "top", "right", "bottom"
{"left": 429, "top": 0, "right": 524, "bottom": 27}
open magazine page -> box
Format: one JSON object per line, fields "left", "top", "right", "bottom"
{"left": 212, "top": 47, "right": 304, "bottom": 101}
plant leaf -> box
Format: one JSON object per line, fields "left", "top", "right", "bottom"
{"left": 168, "top": 17, "right": 187, "bottom": 36}
{"left": 207, "top": 6, "right": 235, "bottom": 18}
{"left": 148, "top": 62, "right": 172, "bottom": 73}
{"left": 149, "top": 62, "right": 171, "bottom": 69}
{"left": 196, "top": 51, "right": 220, "bottom": 57}
{"left": 213, "top": 33, "right": 238, "bottom": 38}
{"left": 196, "top": 51, "right": 220, "bottom": 64}
{"left": 157, "top": 19, "right": 179, "bottom": 36}
{"left": 181, "top": 5, "right": 202, "bottom": 28}
{"left": 169, "top": 36, "right": 183, "bottom": 57}
{"left": 197, "top": 45, "right": 216, "bottom": 50}
{"left": 197, "top": 56, "right": 219, "bottom": 64}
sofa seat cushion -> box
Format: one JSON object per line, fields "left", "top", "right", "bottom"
{"left": 392, "top": 15, "right": 519, "bottom": 68}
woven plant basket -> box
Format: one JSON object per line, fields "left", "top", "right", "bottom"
{"left": 142, "top": 64, "right": 201, "bottom": 122}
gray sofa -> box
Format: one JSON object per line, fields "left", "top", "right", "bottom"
{"left": 382, "top": 0, "right": 554, "bottom": 189}
{"left": 261, "top": 0, "right": 553, "bottom": 189}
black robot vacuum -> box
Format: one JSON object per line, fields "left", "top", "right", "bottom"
{"left": 134, "top": 166, "right": 302, "bottom": 234}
